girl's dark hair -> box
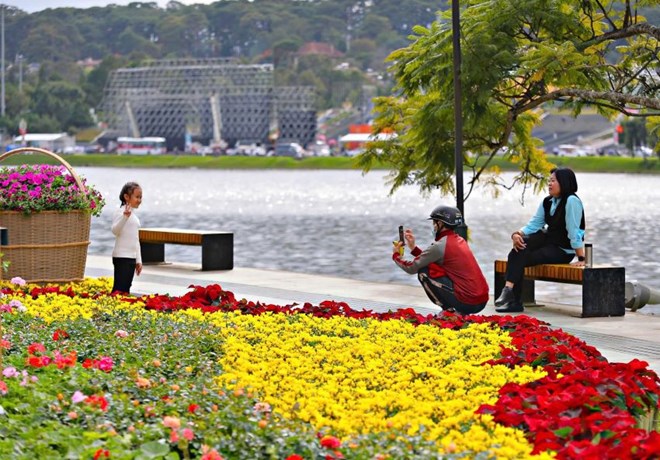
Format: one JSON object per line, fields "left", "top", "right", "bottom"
{"left": 551, "top": 167, "right": 578, "bottom": 198}
{"left": 119, "top": 182, "right": 141, "bottom": 205}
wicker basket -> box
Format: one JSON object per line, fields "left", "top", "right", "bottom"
{"left": 0, "top": 148, "right": 91, "bottom": 283}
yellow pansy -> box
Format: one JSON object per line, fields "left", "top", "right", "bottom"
{"left": 210, "top": 311, "right": 549, "bottom": 458}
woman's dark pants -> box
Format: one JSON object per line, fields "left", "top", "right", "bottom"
{"left": 505, "top": 232, "right": 574, "bottom": 302}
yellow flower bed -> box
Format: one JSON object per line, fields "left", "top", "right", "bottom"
{"left": 3, "top": 280, "right": 554, "bottom": 458}
{"left": 199, "top": 310, "right": 551, "bottom": 459}
{"left": 0, "top": 278, "right": 146, "bottom": 324}
{"left": 23, "top": 294, "right": 146, "bottom": 323}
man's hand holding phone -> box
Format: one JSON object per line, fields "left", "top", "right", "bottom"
{"left": 392, "top": 225, "right": 405, "bottom": 256}
{"left": 403, "top": 228, "right": 415, "bottom": 250}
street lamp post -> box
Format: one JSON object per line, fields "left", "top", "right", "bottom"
{"left": 1, "top": 6, "right": 5, "bottom": 117}
{"left": 451, "top": 0, "right": 468, "bottom": 239}
{"left": 17, "top": 54, "right": 23, "bottom": 93}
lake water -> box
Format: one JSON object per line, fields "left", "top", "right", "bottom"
{"left": 78, "top": 167, "right": 660, "bottom": 315}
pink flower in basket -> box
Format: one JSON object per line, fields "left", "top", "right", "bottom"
{"left": 0, "top": 164, "right": 105, "bottom": 216}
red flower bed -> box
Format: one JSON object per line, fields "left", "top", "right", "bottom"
{"left": 4, "top": 282, "right": 660, "bottom": 458}
{"left": 138, "top": 284, "right": 660, "bottom": 459}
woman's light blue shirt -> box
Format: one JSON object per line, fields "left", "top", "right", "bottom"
{"left": 521, "top": 195, "right": 585, "bottom": 253}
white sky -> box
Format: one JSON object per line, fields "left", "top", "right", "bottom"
{"left": 3, "top": 1, "right": 218, "bottom": 14}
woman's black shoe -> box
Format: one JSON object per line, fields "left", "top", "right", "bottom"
{"left": 494, "top": 286, "right": 515, "bottom": 307}
{"left": 495, "top": 302, "right": 524, "bottom": 313}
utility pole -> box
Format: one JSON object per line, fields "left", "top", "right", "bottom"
{"left": 345, "top": 6, "right": 352, "bottom": 53}
{"left": 1, "top": 6, "right": 5, "bottom": 117}
{"left": 17, "top": 54, "right": 22, "bottom": 93}
{"left": 451, "top": 0, "right": 467, "bottom": 239}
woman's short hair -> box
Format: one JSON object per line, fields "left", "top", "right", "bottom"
{"left": 551, "top": 167, "right": 578, "bottom": 197}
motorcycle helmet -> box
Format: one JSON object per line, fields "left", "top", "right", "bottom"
{"left": 428, "top": 205, "right": 463, "bottom": 227}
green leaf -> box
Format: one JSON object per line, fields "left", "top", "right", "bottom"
{"left": 140, "top": 441, "right": 171, "bottom": 458}
{"left": 553, "top": 426, "right": 573, "bottom": 437}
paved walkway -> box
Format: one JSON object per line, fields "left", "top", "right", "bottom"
{"left": 86, "top": 255, "right": 660, "bottom": 373}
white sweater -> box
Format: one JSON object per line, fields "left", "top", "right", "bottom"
{"left": 111, "top": 207, "right": 142, "bottom": 264}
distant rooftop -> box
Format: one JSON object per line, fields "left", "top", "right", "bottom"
{"left": 13, "top": 133, "right": 70, "bottom": 142}
{"left": 532, "top": 113, "right": 614, "bottom": 151}
{"left": 297, "top": 42, "right": 344, "bottom": 58}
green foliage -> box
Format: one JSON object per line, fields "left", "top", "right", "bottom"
{"left": 0, "top": 312, "right": 313, "bottom": 458}
{"left": 360, "top": 0, "right": 660, "bottom": 197}
{"left": 0, "top": 0, "right": 440, "bottom": 135}
{"left": 82, "top": 55, "right": 129, "bottom": 108}
{"left": 20, "top": 16, "right": 85, "bottom": 62}
{"left": 620, "top": 119, "right": 649, "bottom": 150}
{"left": 31, "top": 81, "right": 93, "bottom": 130}
{"left": 0, "top": 253, "right": 8, "bottom": 273}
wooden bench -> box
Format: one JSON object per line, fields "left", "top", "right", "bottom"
{"left": 139, "top": 228, "right": 233, "bottom": 271}
{"left": 494, "top": 260, "right": 625, "bottom": 317}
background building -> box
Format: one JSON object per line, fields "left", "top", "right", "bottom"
{"left": 100, "top": 58, "right": 316, "bottom": 151}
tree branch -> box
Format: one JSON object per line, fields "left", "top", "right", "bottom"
{"left": 577, "top": 22, "right": 660, "bottom": 51}
{"left": 515, "top": 87, "right": 660, "bottom": 115}
{"left": 552, "top": 88, "right": 660, "bottom": 110}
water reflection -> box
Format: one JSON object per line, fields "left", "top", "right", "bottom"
{"left": 80, "top": 168, "right": 660, "bottom": 315}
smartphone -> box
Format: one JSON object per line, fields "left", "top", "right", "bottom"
{"left": 395, "top": 225, "right": 405, "bottom": 256}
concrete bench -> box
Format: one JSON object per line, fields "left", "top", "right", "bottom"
{"left": 494, "top": 260, "right": 625, "bottom": 317}
{"left": 139, "top": 228, "right": 233, "bottom": 271}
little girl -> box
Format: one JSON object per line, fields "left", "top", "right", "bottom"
{"left": 111, "top": 182, "right": 143, "bottom": 294}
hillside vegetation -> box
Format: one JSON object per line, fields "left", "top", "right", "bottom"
{"left": 1, "top": 0, "right": 442, "bottom": 136}
{"left": 1, "top": 1, "right": 657, "bottom": 148}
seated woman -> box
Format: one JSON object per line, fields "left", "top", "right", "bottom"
{"left": 495, "top": 167, "right": 586, "bottom": 313}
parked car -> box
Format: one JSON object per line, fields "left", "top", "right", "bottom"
{"left": 634, "top": 146, "right": 653, "bottom": 157}
{"left": 62, "top": 145, "right": 86, "bottom": 154}
{"left": 555, "top": 144, "right": 588, "bottom": 157}
{"left": 308, "top": 140, "right": 331, "bottom": 157}
{"left": 84, "top": 143, "right": 103, "bottom": 153}
{"left": 273, "top": 142, "right": 305, "bottom": 159}
{"left": 344, "top": 147, "right": 364, "bottom": 157}
{"left": 235, "top": 140, "right": 266, "bottom": 156}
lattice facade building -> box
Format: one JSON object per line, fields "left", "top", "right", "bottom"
{"left": 100, "top": 58, "right": 316, "bottom": 150}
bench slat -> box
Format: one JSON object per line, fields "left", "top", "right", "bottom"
{"left": 141, "top": 227, "right": 223, "bottom": 235}
{"left": 140, "top": 229, "right": 203, "bottom": 245}
{"left": 140, "top": 228, "right": 232, "bottom": 246}
{"left": 495, "top": 260, "right": 584, "bottom": 284}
